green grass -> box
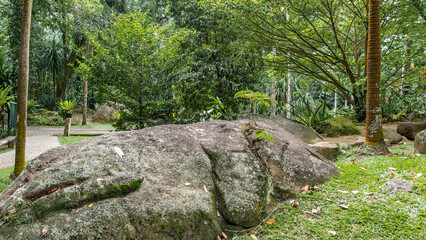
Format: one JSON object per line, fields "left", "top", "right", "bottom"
{"left": 71, "top": 123, "right": 114, "bottom": 129}
{"left": 57, "top": 135, "right": 95, "bottom": 145}
{"left": 0, "top": 147, "right": 13, "bottom": 154}
{"left": 0, "top": 166, "right": 13, "bottom": 193}
{"left": 234, "top": 145, "right": 426, "bottom": 240}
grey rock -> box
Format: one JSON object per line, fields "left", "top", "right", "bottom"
{"left": 397, "top": 121, "right": 426, "bottom": 140}
{"left": 382, "top": 179, "right": 413, "bottom": 194}
{"left": 383, "top": 128, "right": 403, "bottom": 144}
{"left": 309, "top": 142, "right": 341, "bottom": 161}
{"left": 351, "top": 137, "right": 365, "bottom": 147}
{"left": 240, "top": 114, "right": 319, "bottom": 143}
{"left": 93, "top": 104, "right": 119, "bottom": 123}
{"left": 0, "top": 120, "right": 338, "bottom": 240}
{"left": 414, "top": 129, "right": 426, "bottom": 154}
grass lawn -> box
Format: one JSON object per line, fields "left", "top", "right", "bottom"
{"left": 0, "top": 166, "right": 13, "bottom": 193}
{"left": 57, "top": 135, "right": 95, "bottom": 145}
{"left": 70, "top": 123, "right": 114, "bottom": 129}
{"left": 234, "top": 145, "right": 425, "bottom": 239}
{"left": 0, "top": 147, "right": 13, "bottom": 154}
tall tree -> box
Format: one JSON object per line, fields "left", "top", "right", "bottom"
{"left": 14, "top": 0, "right": 33, "bottom": 177}
{"left": 365, "top": 0, "right": 384, "bottom": 147}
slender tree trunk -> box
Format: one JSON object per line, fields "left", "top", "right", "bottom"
{"left": 270, "top": 77, "right": 276, "bottom": 116}
{"left": 82, "top": 75, "right": 88, "bottom": 125}
{"left": 52, "top": 72, "right": 56, "bottom": 99}
{"left": 365, "top": 0, "right": 384, "bottom": 147}
{"left": 14, "top": 0, "right": 33, "bottom": 177}
{"left": 286, "top": 12, "right": 291, "bottom": 119}
{"left": 334, "top": 90, "right": 338, "bottom": 117}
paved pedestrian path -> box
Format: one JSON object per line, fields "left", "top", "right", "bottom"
{"left": 0, "top": 126, "right": 114, "bottom": 169}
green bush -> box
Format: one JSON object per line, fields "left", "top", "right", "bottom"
{"left": 28, "top": 109, "right": 65, "bottom": 126}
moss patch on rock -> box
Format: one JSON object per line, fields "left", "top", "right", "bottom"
{"left": 323, "top": 116, "right": 361, "bottom": 137}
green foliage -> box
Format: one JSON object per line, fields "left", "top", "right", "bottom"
{"left": 79, "top": 11, "right": 191, "bottom": 129}
{"left": 0, "top": 127, "right": 14, "bottom": 139}
{"left": 233, "top": 145, "right": 426, "bottom": 239}
{"left": 203, "top": 96, "right": 227, "bottom": 121}
{"left": 234, "top": 90, "right": 277, "bottom": 114}
{"left": 0, "top": 85, "right": 14, "bottom": 108}
{"left": 28, "top": 109, "right": 65, "bottom": 126}
{"left": 27, "top": 99, "right": 39, "bottom": 113}
{"left": 58, "top": 100, "right": 76, "bottom": 111}
{"left": 255, "top": 130, "right": 274, "bottom": 143}
{"left": 289, "top": 93, "right": 332, "bottom": 132}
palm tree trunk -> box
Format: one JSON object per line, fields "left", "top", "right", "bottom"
{"left": 365, "top": 0, "right": 384, "bottom": 147}
{"left": 14, "top": 0, "right": 33, "bottom": 177}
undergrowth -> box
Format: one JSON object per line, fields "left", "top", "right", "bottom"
{"left": 234, "top": 145, "right": 425, "bottom": 239}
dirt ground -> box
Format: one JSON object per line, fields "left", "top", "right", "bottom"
{"left": 313, "top": 122, "right": 414, "bottom": 145}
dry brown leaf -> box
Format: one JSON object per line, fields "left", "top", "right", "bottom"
{"left": 41, "top": 226, "right": 48, "bottom": 236}
{"left": 300, "top": 185, "right": 309, "bottom": 193}
{"left": 266, "top": 218, "right": 275, "bottom": 224}
{"left": 291, "top": 201, "right": 299, "bottom": 207}
{"left": 217, "top": 210, "right": 221, "bottom": 217}
{"left": 221, "top": 232, "right": 228, "bottom": 239}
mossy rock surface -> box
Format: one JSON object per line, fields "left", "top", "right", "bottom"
{"left": 0, "top": 120, "right": 338, "bottom": 240}
{"left": 323, "top": 116, "right": 361, "bottom": 137}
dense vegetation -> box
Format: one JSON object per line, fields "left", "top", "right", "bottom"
{"left": 0, "top": 0, "right": 424, "bottom": 130}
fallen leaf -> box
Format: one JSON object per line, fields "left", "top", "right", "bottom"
{"left": 217, "top": 210, "right": 221, "bottom": 217}
{"left": 292, "top": 201, "right": 300, "bottom": 207}
{"left": 300, "top": 185, "right": 309, "bottom": 193}
{"left": 87, "top": 204, "right": 94, "bottom": 208}
{"left": 360, "top": 167, "right": 366, "bottom": 171}
{"left": 328, "top": 230, "right": 336, "bottom": 235}
{"left": 203, "top": 184, "right": 208, "bottom": 193}
{"left": 50, "top": 188, "right": 58, "bottom": 192}
{"left": 184, "top": 182, "right": 191, "bottom": 186}
{"left": 351, "top": 190, "right": 359, "bottom": 194}
{"left": 41, "top": 226, "right": 48, "bottom": 236}
{"left": 250, "top": 234, "right": 258, "bottom": 240}
{"left": 390, "top": 173, "right": 395, "bottom": 177}
{"left": 388, "top": 167, "right": 397, "bottom": 171}
{"left": 266, "top": 218, "right": 275, "bottom": 224}
{"left": 221, "top": 232, "right": 228, "bottom": 239}
{"left": 311, "top": 209, "right": 318, "bottom": 214}
{"left": 114, "top": 146, "right": 124, "bottom": 158}
{"left": 337, "top": 190, "right": 349, "bottom": 194}
{"left": 339, "top": 204, "right": 349, "bottom": 210}
{"left": 411, "top": 172, "right": 417, "bottom": 175}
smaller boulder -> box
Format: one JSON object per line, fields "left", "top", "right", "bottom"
{"left": 382, "top": 179, "right": 413, "bottom": 194}
{"left": 323, "top": 116, "right": 360, "bottom": 137}
{"left": 310, "top": 142, "right": 341, "bottom": 161}
{"left": 94, "top": 104, "right": 119, "bottom": 123}
{"left": 414, "top": 129, "right": 426, "bottom": 154}
{"left": 397, "top": 121, "right": 426, "bottom": 140}
{"left": 351, "top": 137, "right": 365, "bottom": 147}
{"left": 383, "top": 128, "right": 403, "bottom": 144}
